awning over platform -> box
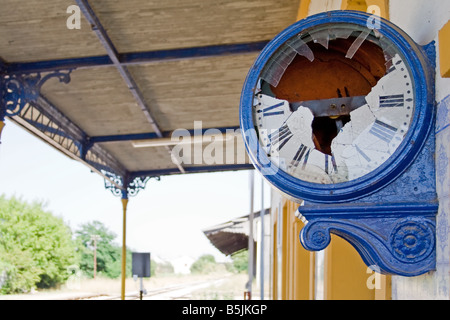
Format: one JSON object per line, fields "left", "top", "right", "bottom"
{"left": 203, "top": 209, "right": 269, "bottom": 256}
{"left": 0, "top": 0, "right": 300, "bottom": 196}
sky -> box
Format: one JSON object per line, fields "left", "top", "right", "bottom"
{"left": 0, "top": 119, "right": 271, "bottom": 262}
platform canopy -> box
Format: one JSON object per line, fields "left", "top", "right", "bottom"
{"left": 203, "top": 210, "right": 269, "bottom": 256}
{"left": 0, "top": 0, "right": 299, "bottom": 197}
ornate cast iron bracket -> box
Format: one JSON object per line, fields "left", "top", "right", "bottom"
{"left": 298, "top": 131, "right": 438, "bottom": 277}
{"left": 299, "top": 204, "right": 437, "bottom": 276}
{"left": 102, "top": 170, "right": 160, "bottom": 199}
{"left": 1, "top": 70, "right": 72, "bottom": 120}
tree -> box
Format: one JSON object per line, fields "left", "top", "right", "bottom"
{"left": 0, "top": 196, "right": 77, "bottom": 294}
{"left": 75, "top": 221, "right": 131, "bottom": 278}
{"left": 230, "top": 250, "right": 248, "bottom": 273}
{"left": 190, "top": 254, "right": 217, "bottom": 274}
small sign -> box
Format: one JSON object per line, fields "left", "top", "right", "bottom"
{"left": 132, "top": 252, "right": 151, "bottom": 278}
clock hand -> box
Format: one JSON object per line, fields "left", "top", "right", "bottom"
{"left": 290, "top": 96, "right": 367, "bottom": 117}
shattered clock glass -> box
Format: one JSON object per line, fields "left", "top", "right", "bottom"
{"left": 253, "top": 23, "right": 415, "bottom": 184}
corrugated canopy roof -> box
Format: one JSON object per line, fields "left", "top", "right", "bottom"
{"left": 202, "top": 210, "right": 269, "bottom": 256}
{"left": 0, "top": 0, "right": 299, "bottom": 196}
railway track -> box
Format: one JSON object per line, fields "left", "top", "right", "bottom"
{"left": 78, "top": 277, "right": 228, "bottom": 300}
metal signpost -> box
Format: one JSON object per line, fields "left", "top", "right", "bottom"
{"left": 132, "top": 252, "right": 151, "bottom": 300}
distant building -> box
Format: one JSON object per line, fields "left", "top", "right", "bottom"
{"left": 171, "top": 256, "right": 195, "bottom": 275}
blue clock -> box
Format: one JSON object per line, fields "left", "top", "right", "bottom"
{"left": 240, "top": 11, "right": 438, "bottom": 276}
{"left": 240, "top": 11, "right": 435, "bottom": 204}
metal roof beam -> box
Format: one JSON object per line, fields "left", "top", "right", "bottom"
{"left": 5, "top": 41, "right": 269, "bottom": 74}
{"left": 76, "top": 0, "right": 186, "bottom": 174}
{"left": 76, "top": 0, "right": 163, "bottom": 138}
{"left": 120, "top": 40, "right": 268, "bottom": 65}
{"left": 89, "top": 126, "right": 241, "bottom": 144}
{"left": 131, "top": 164, "right": 254, "bottom": 179}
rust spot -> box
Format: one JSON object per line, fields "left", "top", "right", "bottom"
{"left": 272, "top": 38, "right": 386, "bottom": 101}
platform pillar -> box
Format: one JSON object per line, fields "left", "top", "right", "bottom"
{"left": 121, "top": 197, "right": 129, "bottom": 300}
{"left": 0, "top": 120, "right": 4, "bottom": 143}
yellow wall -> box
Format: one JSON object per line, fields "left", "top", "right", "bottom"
{"left": 276, "top": 201, "right": 314, "bottom": 300}
{"left": 298, "top": 0, "right": 389, "bottom": 20}
{"left": 272, "top": 200, "right": 391, "bottom": 300}
{"left": 341, "top": 0, "right": 368, "bottom": 12}
{"left": 439, "top": 20, "right": 450, "bottom": 78}
{"left": 297, "top": 0, "right": 311, "bottom": 20}
{"left": 324, "top": 235, "right": 374, "bottom": 300}
{"left": 0, "top": 121, "right": 5, "bottom": 140}
{"left": 324, "top": 233, "right": 391, "bottom": 300}
{"left": 341, "top": 0, "right": 389, "bottom": 19}
{"left": 290, "top": 201, "right": 314, "bottom": 300}
{"left": 272, "top": 211, "right": 278, "bottom": 299}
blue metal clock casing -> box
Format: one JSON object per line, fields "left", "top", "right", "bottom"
{"left": 240, "top": 10, "right": 435, "bottom": 203}
{"left": 239, "top": 11, "right": 437, "bottom": 276}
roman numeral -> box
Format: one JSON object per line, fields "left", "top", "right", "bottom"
{"left": 386, "top": 58, "right": 403, "bottom": 74}
{"left": 268, "top": 124, "right": 293, "bottom": 151}
{"left": 369, "top": 120, "right": 397, "bottom": 143}
{"left": 324, "top": 154, "right": 338, "bottom": 174}
{"left": 379, "top": 94, "right": 404, "bottom": 108}
{"left": 257, "top": 102, "right": 285, "bottom": 117}
{"left": 356, "top": 145, "right": 371, "bottom": 162}
{"left": 387, "top": 65, "right": 396, "bottom": 74}
{"left": 290, "top": 144, "right": 311, "bottom": 169}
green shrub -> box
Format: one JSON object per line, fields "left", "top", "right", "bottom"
{"left": 0, "top": 196, "right": 77, "bottom": 294}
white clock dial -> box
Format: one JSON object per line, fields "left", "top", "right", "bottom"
{"left": 331, "top": 54, "right": 414, "bottom": 181}
{"left": 252, "top": 25, "right": 416, "bottom": 185}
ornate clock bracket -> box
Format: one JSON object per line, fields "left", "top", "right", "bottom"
{"left": 299, "top": 204, "right": 437, "bottom": 276}
{"left": 298, "top": 115, "right": 438, "bottom": 277}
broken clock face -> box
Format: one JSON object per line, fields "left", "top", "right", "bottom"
{"left": 240, "top": 12, "right": 433, "bottom": 202}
